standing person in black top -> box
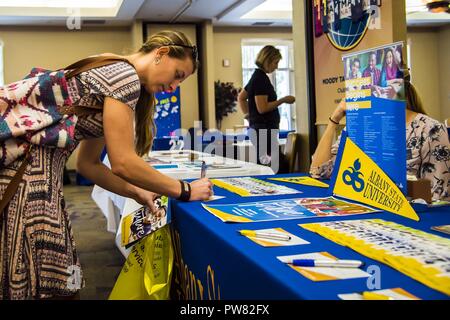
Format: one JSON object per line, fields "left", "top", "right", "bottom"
{"left": 238, "top": 45, "right": 295, "bottom": 171}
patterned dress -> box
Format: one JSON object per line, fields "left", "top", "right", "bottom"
{"left": 310, "top": 113, "right": 450, "bottom": 201}
{"left": 0, "top": 61, "right": 140, "bottom": 299}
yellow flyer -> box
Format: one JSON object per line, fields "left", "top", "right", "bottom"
{"left": 300, "top": 219, "right": 450, "bottom": 295}
{"left": 211, "top": 177, "right": 301, "bottom": 197}
{"left": 338, "top": 288, "right": 420, "bottom": 300}
{"left": 239, "top": 228, "right": 309, "bottom": 247}
{"left": 268, "top": 176, "right": 329, "bottom": 188}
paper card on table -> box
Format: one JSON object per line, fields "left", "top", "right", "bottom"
{"left": 338, "top": 288, "right": 420, "bottom": 300}
{"left": 268, "top": 176, "right": 329, "bottom": 188}
{"left": 330, "top": 131, "right": 419, "bottom": 221}
{"left": 300, "top": 219, "right": 450, "bottom": 295}
{"left": 240, "top": 228, "right": 309, "bottom": 247}
{"left": 151, "top": 164, "right": 179, "bottom": 169}
{"left": 144, "top": 157, "right": 169, "bottom": 164}
{"left": 204, "top": 195, "right": 226, "bottom": 202}
{"left": 202, "top": 197, "right": 378, "bottom": 223}
{"left": 431, "top": 225, "right": 450, "bottom": 236}
{"left": 211, "top": 177, "right": 301, "bottom": 197}
{"left": 277, "top": 252, "right": 370, "bottom": 281}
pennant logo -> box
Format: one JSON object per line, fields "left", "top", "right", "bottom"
{"left": 331, "top": 134, "right": 419, "bottom": 221}
{"left": 342, "top": 159, "right": 365, "bottom": 192}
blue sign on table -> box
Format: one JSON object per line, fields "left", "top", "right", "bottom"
{"left": 342, "top": 42, "right": 407, "bottom": 193}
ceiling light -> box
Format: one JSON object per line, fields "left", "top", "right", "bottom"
{"left": 0, "top": 0, "right": 120, "bottom": 8}
{"left": 241, "top": 0, "right": 292, "bottom": 20}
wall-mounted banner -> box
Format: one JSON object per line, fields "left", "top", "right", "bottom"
{"left": 313, "top": 0, "right": 382, "bottom": 51}
{"left": 154, "top": 87, "right": 181, "bottom": 138}
{"left": 330, "top": 131, "right": 419, "bottom": 221}
{"left": 313, "top": 0, "right": 398, "bottom": 125}
{"left": 342, "top": 42, "right": 406, "bottom": 194}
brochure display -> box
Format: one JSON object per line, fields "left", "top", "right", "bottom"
{"left": 301, "top": 219, "right": 450, "bottom": 295}
{"left": 342, "top": 42, "right": 407, "bottom": 194}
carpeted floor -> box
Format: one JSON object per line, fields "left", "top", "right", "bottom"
{"left": 64, "top": 184, "right": 125, "bottom": 300}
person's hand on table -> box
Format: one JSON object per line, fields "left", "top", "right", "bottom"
{"left": 189, "top": 178, "right": 214, "bottom": 201}
{"left": 330, "top": 99, "right": 347, "bottom": 124}
{"left": 133, "top": 186, "right": 159, "bottom": 213}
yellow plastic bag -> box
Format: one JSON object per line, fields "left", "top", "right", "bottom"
{"left": 109, "top": 225, "right": 174, "bottom": 300}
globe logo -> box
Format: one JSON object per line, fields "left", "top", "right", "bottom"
{"left": 326, "top": 12, "right": 371, "bottom": 51}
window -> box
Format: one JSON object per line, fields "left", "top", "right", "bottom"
{"left": 241, "top": 39, "right": 296, "bottom": 131}
{"left": 0, "top": 41, "right": 4, "bottom": 86}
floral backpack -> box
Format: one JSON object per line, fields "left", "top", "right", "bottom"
{"left": 0, "top": 56, "right": 129, "bottom": 212}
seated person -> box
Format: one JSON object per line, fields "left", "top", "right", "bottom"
{"left": 362, "top": 52, "right": 381, "bottom": 86}
{"left": 373, "top": 48, "right": 405, "bottom": 99}
{"left": 310, "top": 79, "right": 450, "bottom": 201}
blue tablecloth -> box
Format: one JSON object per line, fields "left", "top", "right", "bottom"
{"left": 170, "top": 173, "right": 450, "bottom": 300}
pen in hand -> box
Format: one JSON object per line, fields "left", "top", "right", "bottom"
{"left": 201, "top": 161, "right": 207, "bottom": 179}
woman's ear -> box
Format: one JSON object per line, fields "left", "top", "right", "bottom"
{"left": 156, "top": 46, "right": 170, "bottom": 57}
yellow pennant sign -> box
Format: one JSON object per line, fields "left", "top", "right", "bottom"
{"left": 333, "top": 137, "right": 419, "bottom": 221}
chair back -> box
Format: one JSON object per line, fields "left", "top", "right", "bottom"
{"left": 284, "top": 132, "right": 301, "bottom": 173}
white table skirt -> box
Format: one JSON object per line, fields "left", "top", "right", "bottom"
{"left": 91, "top": 150, "right": 274, "bottom": 257}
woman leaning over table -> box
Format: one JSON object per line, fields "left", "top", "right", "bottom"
{"left": 310, "top": 76, "right": 450, "bottom": 201}
{"left": 0, "top": 30, "right": 212, "bottom": 300}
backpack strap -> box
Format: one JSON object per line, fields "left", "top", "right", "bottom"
{"left": 0, "top": 56, "right": 134, "bottom": 215}
{"left": 0, "top": 147, "right": 33, "bottom": 214}
{"left": 64, "top": 55, "right": 134, "bottom": 116}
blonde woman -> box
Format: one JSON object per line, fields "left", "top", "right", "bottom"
{"left": 238, "top": 45, "right": 295, "bottom": 169}
{"left": 0, "top": 30, "right": 212, "bottom": 299}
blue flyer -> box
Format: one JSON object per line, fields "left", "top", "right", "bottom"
{"left": 342, "top": 42, "right": 407, "bottom": 193}
{"left": 202, "top": 197, "right": 378, "bottom": 223}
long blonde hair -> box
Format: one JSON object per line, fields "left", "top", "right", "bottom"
{"left": 135, "top": 30, "right": 198, "bottom": 156}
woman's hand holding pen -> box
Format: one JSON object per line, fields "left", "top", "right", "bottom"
{"left": 189, "top": 178, "right": 214, "bottom": 201}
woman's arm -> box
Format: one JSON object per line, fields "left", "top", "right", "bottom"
{"left": 254, "top": 95, "right": 295, "bottom": 114}
{"left": 77, "top": 137, "right": 158, "bottom": 210}
{"left": 238, "top": 89, "right": 249, "bottom": 115}
{"left": 101, "top": 97, "right": 212, "bottom": 200}
{"left": 310, "top": 100, "right": 346, "bottom": 174}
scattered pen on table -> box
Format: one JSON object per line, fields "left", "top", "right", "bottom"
{"left": 239, "top": 230, "right": 291, "bottom": 241}
{"left": 283, "top": 259, "right": 364, "bottom": 268}
{"left": 201, "top": 161, "right": 207, "bottom": 179}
